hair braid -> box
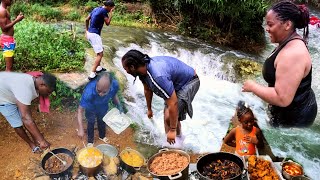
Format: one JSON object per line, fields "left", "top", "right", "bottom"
{"left": 270, "top": 0, "right": 309, "bottom": 40}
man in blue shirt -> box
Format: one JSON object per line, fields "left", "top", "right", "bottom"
{"left": 121, "top": 49, "right": 200, "bottom": 145}
{"left": 85, "top": 0, "right": 115, "bottom": 80}
{"left": 77, "top": 72, "right": 123, "bottom": 146}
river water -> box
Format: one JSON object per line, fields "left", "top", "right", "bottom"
{"left": 96, "top": 10, "right": 320, "bottom": 179}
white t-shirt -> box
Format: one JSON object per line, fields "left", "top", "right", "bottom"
{"left": 0, "top": 72, "right": 39, "bottom": 105}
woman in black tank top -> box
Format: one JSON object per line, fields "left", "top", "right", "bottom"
{"left": 242, "top": 1, "right": 317, "bottom": 127}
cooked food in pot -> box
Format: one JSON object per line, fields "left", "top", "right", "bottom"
{"left": 120, "top": 150, "right": 144, "bottom": 167}
{"left": 247, "top": 155, "right": 280, "bottom": 180}
{"left": 149, "top": 152, "right": 189, "bottom": 175}
{"left": 44, "top": 153, "right": 73, "bottom": 174}
{"left": 200, "top": 159, "right": 241, "bottom": 179}
{"left": 78, "top": 147, "right": 103, "bottom": 168}
{"left": 283, "top": 164, "right": 303, "bottom": 176}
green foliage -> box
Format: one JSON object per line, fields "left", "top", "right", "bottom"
{"left": 149, "top": 0, "right": 270, "bottom": 47}
{"left": 129, "top": 123, "right": 140, "bottom": 132}
{"left": 84, "top": 1, "right": 100, "bottom": 13}
{"left": 9, "top": 20, "right": 85, "bottom": 72}
{"left": 66, "top": 10, "right": 81, "bottom": 21}
{"left": 113, "top": 7, "right": 153, "bottom": 26}
{"left": 10, "top": 2, "right": 32, "bottom": 16}
{"left": 50, "top": 80, "right": 83, "bottom": 110}
{"left": 18, "top": 0, "right": 66, "bottom": 6}
{"left": 70, "top": 0, "right": 86, "bottom": 7}
{"left": 30, "top": 4, "right": 62, "bottom": 21}
{"left": 11, "top": 3, "right": 63, "bottom": 21}
{"left": 233, "top": 59, "right": 262, "bottom": 80}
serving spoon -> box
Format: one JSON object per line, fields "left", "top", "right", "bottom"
{"left": 48, "top": 150, "right": 67, "bottom": 166}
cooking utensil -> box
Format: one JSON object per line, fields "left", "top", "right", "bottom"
{"left": 196, "top": 152, "right": 246, "bottom": 180}
{"left": 77, "top": 146, "right": 103, "bottom": 177}
{"left": 281, "top": 161, "right": 304, "bottom": 180}
{"left": 291, "top": 175, "right": 312, "bottom": 180}
{"left": 147, "top": 148, "right": 190, "bottom": 180}
{"left": 41, "top": 147, "right": 75, "bottom": 179}
{"left": 96, "top": 144, "right": 118, "bottom": 157}
{"left": 48, "top": 150, "right": 67, "bottom": 166}
{"left": 120, "top": 147, "right": 146, "bottom": 174}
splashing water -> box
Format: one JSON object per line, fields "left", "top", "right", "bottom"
{"left": 106, "top": 10, "right": 320, "bottom": 178}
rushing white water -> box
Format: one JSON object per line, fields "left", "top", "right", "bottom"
{"left": 107, "top": 13, "right": 320, "bottom": 179}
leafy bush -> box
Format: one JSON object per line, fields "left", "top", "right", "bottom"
{"left": 9, "top": 20, "right": 86, "bottom": 72}
{"left": 70, "top": 0, "right": 86, "bottom": 7}
{"left": 10, "top": 2, "right": 32, "bottom": 17}
{"left": 19, "top": 0, "right": 65, "bottom": 6}
{"left": 149, "top": 0, "right": 270, "bottom": 48}
{"left": 50, "top": 80, "right": 83, "bottom": 110}
{"left": 84, "top": 1, "right": 99, "bottom": 13}
{"left": 31, "top": 4, "right": 63, "bottom": 21}
{"left": 66, "top": 10, "right": 81, "bottom": 21}
{"left": 11, "top": 3, "right": 63, "bottom": 21}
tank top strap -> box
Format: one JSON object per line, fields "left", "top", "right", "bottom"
{"left": 249, "top": 126, "right": 257, "bottom": 136}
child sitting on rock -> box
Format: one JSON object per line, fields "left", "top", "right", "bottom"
{"left": 224, "top": 101, "right": 261, "bottom": 156}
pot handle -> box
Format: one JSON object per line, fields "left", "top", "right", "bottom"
{"left": 29, "top": 157, "right": 47, "bottom": 175}
{"left": 280, "top": 157, "right": 286, "bottom": 166}
{"left": 168, "top": 172, "right": 182, "bottom": 180}
{"left": 133, "top": 166, "right": 141, "bottom": 171}
{"left": 241, "top": 168, "right": 248, "bottom": 179}
{"left": 159, "top": 148, "right": 169, "bottom": 153}
{"left": 125, "top": 147, "right": 132, "bottom": 150}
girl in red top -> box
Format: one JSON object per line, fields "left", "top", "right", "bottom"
{"left": 224, "top": 101, "right": 261, "bottom": 156}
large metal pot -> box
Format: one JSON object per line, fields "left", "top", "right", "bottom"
{"left": 147, "top": 149, "right": 190, "bottom": 180}
{"left": 96, "top": 144, "right": 118, "bottom": 158}
{"left": 77, "top": 147, "right": 103, "bottom": 177}
{"left": 119, "top": 147, "right": 146, "bottom": 174}
{"left": 291, "top": 176, "right": 312, "bottom": 180}
{"left": 196, "top": 152, "right": 246, "bottom": 180}
{"left": 281, "top": 161, "right": 304, "bottom": 180}
{"left": 41, "top": 147, "right": 75, "bottom": 179}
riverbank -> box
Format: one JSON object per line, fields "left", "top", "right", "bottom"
{"left": 0, "top": 104, "right": 203, "bottom": 179}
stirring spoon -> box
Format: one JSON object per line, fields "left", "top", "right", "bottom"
{"left": 48, "top": 150, "right": 67, "bottom": 166}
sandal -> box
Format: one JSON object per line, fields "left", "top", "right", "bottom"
{"left": 32, "top": 146, "right": 42, "bottom": 154}
{"left": 99, "top": 137, "right": 109, "bottom": 143}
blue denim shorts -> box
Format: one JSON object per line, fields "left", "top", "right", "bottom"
{"left": 0, "top": 104, "right": 23, "bottom": 128}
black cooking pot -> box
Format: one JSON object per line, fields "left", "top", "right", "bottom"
{"left": 147, "top": 149, "right": 190, "bottom": 180}
{"left": 196, "top": 152, "right": 246, "bottom": 180}
{"left": 119, "top": 147, "right": 146, "bottom": 174}
{"left": 41, "top": 147, "right": 75, "bottom": 178}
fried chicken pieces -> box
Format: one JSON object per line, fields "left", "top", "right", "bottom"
{"left": 247, "top": 155, "right": 280, "bottom": 180}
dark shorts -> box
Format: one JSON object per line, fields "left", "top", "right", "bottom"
{"left": 165, "top": 75, "right": 200, "bottom": 121}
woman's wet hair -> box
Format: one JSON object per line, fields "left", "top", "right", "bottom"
{"left": 270, "top": 0, "right": 310, "bottom": 39}
{"left": 121, "top": 49, "right": 151, "bottom": 69}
